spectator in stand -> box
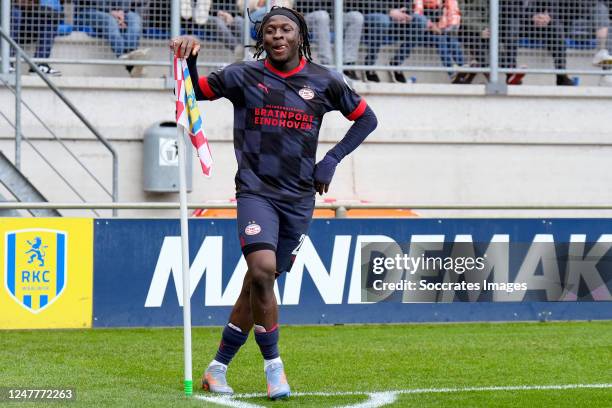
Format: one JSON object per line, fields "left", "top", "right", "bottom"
{"left": 558, "top": 1, "right": 612, "bottom": 67}
{"left": 237, "top": 0, "right": 291, "bottom": 37}
{"left": 522, "top": 0, "right": 574, "bottom": 85}
{"left": 389, "top": 0, "right": 464, "bottom": 83}
{"left": 458, "top": 0, "right": 524, "bottom": 84}
{"left": 294, "top": 1, "right": 364, "bottom": 80}
{"left": 11, "top": 0, "right": 63, "bottom": 75}
{"left": 354, "top": 1, "right": 419, "bottom": 82}
{"left": 355, "top": 0, "right": 463, "bottom": 83}
{"left": 181, "top": 0, "right": 244, "bottom": 59}
{"left": 458, "top": 0, "right": 488, "bottom": 70}
{"left": 237, "top": 0, "right": 275, "bottom": 18}
{"left": 593, "top": 1, "right": 612, "bottom": 63}
{"left": 591, "top": 0, "right": 612, "bottom": 85}
{"left": 77, "top": 0, "right": 149, "bottom": 76}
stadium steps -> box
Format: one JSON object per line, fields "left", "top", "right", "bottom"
{"left": 0, "top": 29, "right": 118, "bottom": 217}
{"left": 0, "top": 150, "right": 60, "bottom": 217}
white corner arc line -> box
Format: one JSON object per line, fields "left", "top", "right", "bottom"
{"left": 198, "top": 395, "right": 263, "bottom": 408}
{"left": 195, "top": 383, "right": 612, "bottom": 408}
{"left": 332, "top": 391, "right": 398, "bottom": 408}
{"left": 395, "top": 383, "right": 612, "bottom": 395}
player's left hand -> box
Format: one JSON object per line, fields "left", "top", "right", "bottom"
{"left": 315, "top": 181, "right": 329, "bottom": 195}
{"left": 314, "top": 155, "right": 339, "bottom": 196}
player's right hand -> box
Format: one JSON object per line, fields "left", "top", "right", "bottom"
{"left": 169, "top": 35, "right": 201, "bottom": 58}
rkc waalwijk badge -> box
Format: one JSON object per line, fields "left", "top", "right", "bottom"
{"left": 4, "top": 229, "right": 67, "bottom": 313}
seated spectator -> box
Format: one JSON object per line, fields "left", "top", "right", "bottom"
{"left": 390, "top": 0, "right": 465, "bottom": 83}
{"left": 237, "top": 0, "right": 289, "bottom": 43}
{"left": 294, "top": 1, "right": 364, "bottom": 80}
{"left": 77, "top": 0, "right": 149, "bottom": 77}
{"left": 591, "top": 0, "right": 612, "bottom": 86}
{"left": 238, "top": 0, "right": 284, "bottom": 22}
{"left": 11, "top": 0, "right": 63, "bottom": 75}
{"left": 593, "top": 1, "right": 612, "bottom": 64}
{"left": 458, "top": 0, "right": 524, "bottom": 84}
{"left": 522, "top": 0, "right": 574, "bottom": 85}
{"left": 559, "top": 0, "right": 612, "bottom": 67}
{"left": 354, "top": 1, "right": 418, "bottom": 82}
{"left": 182, "top": 0, "right": 244, "bottom": 59}
{"left": 458, "top": 0, "right": 488, "bottom": 70}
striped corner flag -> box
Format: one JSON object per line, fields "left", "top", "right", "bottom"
{"left": 174, "top": 56, "right": 213, "bottom": 176}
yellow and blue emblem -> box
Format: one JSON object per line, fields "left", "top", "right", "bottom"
{"left": 4, "top": 229, "right": 67, "bottom": 313}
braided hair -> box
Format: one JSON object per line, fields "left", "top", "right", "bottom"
{"left": 250, "top": 6, "right": 312, "bottom": 61}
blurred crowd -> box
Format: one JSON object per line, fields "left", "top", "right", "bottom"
{"left": 6, "top": 0, "right": 612, "bottom": 85}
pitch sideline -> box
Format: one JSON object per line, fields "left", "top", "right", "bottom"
{"left": 196, "top": 383, "right": 612, "bottom": 407}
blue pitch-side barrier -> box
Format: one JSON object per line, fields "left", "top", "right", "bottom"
{"left": 92, "top": 219, "right": 612, "bottom": 327}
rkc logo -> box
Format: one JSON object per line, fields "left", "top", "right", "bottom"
{"left": 4, "top": 229, "right": 67, "bottom": 313}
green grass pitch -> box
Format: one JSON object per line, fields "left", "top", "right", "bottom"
{"left": 1, "top": 322, "right": 611, "bottom": 407}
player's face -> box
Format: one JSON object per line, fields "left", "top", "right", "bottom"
{"left": 262, "top": 15, "right": 301, "bottom": 66}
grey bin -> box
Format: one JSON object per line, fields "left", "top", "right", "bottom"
{"left": 143, "top": 121, "right": 193, "bottom": 193}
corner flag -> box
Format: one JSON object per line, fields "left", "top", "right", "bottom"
{"left": 174, "top": 56, "right": 213, "bottom": 176}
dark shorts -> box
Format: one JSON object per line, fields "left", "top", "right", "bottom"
{"left": 237, "top": 192, "right": 315, "bottom": 274}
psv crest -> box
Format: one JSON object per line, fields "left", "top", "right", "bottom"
{"left": 299, "top": 86, "right": 315, "bottom": 100}
{"left": 4, "top": 229, "right": 67, "bottom": 313}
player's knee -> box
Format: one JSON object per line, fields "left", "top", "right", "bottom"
{"left": 250, "top": 269, "right": 275, "bottom": 292}
{"left": 249, "top": 258, "right": 276, "bottom": 290}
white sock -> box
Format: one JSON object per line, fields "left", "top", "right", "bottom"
{"left": 264, "top": 356, "right": 282, "bottom": 371}
{"left": 208, "top": 360, "right": 227, "bottom": 370}
{"left": 228, "top": 322, "right": 242, "bottom": 333}
{"left": 254, "top": 324, "right": 267, "bottom": 334}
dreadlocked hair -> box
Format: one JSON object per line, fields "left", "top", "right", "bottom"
{"left": 249, "top": 6, "right": 312, "bottom": 61}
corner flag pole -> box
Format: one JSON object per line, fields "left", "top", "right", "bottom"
{"left": 174, "top": 53, "right": 212, "bottom": 396}
{"left": 177, "top": 125, "right": 193, "bottom": 397}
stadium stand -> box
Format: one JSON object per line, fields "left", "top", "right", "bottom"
{"left": 3, "top": 0, "right": 610, "bottom": 85}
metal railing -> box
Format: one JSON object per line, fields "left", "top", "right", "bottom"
{"left": 0, "top": 29, "right": 119, "bottom": 215}
{"left": 3, "top": 202, "right": 612, "bottom": 219}
{"left": 1, "top": 0, "right": 611, "bottom": 84}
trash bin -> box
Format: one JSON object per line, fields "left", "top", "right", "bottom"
{"left": 143, "top": 121, "right": 192, "bottom": 192}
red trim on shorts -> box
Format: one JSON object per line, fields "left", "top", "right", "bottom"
{"left": 346, "top": 98, "right": 367, "bottom": 121}
{"left": 264, "top": 57, "right": 307, "bottom": 78}
{"left": 199, "top": 77, "right": 217, "bottom": 99}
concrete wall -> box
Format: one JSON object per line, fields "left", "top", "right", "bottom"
{"left": 1, "top": 76, "right": 611, "bottom": 217}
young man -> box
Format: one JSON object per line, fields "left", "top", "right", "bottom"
{"left": 523, "top": 0, "right": 575, "bottom": 86}
{"left": 170, "top": 6, "right": 377, "bottom": 400}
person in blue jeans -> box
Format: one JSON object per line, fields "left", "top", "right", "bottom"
{"left": 353, "top": 1, "right": 415, "bottom": 82}
{"left": 77, "top": 0, "right": 148, "bottom": 76}
{"left": 11, "top": 0, "right": 62, "bottom": 75}
{"left": 356, "top": 0, "right": 464, "bottom": 83}
{"left": 391, "top": 13, "right": 465, "bottom": 82}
